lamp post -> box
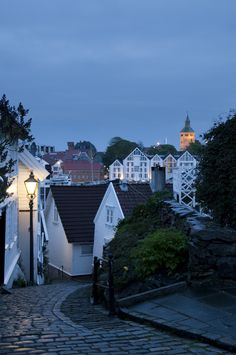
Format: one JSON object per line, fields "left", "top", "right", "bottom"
{"left": 24, "top": 171, "right": 38, "bottom": 284}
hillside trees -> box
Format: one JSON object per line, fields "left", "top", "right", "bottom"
{"left": 103, "top": 137, "right": 139, "bottom": 167}
{"left": 196, "top": 113, "right": 236, "bottom": 228}
{"left": 0, "top": 95, "right": 33, "bottom": 202}
{"left": 145, "top": 144, "right": 177, "bottom": 156}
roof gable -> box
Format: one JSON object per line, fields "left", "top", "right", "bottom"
{"left": 163, "top": 153, "right": 177, "bottom": 162}
{"left": 178, "top": 150, "right": 195, "bottom": 161}
{"left": 94, "top": 182, "right": 124, "bottom": 223}
{"left": 19, "top": 148, "right": 49, "bottom": 181}
{"left": 124, "top": 147, "right": 148, "bottom": 161}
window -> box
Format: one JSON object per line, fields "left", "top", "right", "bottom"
{"left": 106, "top": 206, "right": 114, "bottom": 225}
{"left": 81, "top": 244, "right": 93, "bottom": 255}
{"left": 134, "top": 166, "right": 139, "bottom": 172}
{"left": 53, "top": 201, "right": 59, "bottom": 223}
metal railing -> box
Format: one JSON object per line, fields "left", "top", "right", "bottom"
{"left": 91, "top": 253, "right": 116, "bottom": 315}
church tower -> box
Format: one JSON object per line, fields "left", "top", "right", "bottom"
{"left": 180, "top": 115, "right": 195, "bottom": 151}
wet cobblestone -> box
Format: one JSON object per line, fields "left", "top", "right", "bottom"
{"left": 0, "top": 281, "right": 232, "bottom": 354}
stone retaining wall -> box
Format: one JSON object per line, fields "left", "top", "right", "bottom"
{"left": 161, "top": 201, "right": 236, "bottom": 280}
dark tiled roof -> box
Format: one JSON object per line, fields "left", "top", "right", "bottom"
{"left": 113, "top": 182, "right": 153, "bottom": 217}
{"left": 51, "top": 184, "right": 107, "bottom": 244}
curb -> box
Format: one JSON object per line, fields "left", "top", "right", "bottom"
{"left": 118, "top": 307, "right": 236, "bottom": 353}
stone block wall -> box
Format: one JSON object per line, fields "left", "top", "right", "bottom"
{"left": 161, "top": 200, "right": 236, "bottom": 280}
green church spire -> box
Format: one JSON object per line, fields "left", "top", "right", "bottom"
{"left": 181, "top": 114, "right": 194, "bottom": 132}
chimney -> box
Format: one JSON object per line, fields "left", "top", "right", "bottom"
{"left": 119, "top": 180, "right": 128, "bottom": 192}
{"left": 67, "top": 142, "right": 75, "bottom": 151}
{"left": 150, "top": 165, "right": 166, "bottom": 192}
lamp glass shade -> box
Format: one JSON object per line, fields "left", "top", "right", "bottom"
{"left": 24, "top": 171, "right": 38, "bottom": 197}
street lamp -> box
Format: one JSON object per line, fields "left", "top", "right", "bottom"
{"left": 24, "top": 171, "right": 38, "bottom": 284}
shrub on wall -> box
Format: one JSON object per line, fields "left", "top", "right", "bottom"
{"left": 131, "top": 228, "right": 188, "bottom": 279}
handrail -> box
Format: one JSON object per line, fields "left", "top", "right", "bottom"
{"left": 91, "top": 253, "right": 116, "bottom": 315}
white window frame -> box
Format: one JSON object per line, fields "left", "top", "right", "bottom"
{"left": 106, "top": 206, "right": 114, "bottom": 226}
{"left": 53, "top": 201, "right": 59, "bottom": 223}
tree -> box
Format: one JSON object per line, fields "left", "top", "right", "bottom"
{"left": 187, "top": 140, "right": 203, "bottom": 156}
{"left": 145, "top": 144, "right": 177, "bottom": 156}
{"left": 196, "top": 113, "right": 236, "bottom": 228}
{"left": 103, "top": 137, "right": 139, "bottom": 167}
{"left": 0, "top": 95, "right": 33, "bottom": 202}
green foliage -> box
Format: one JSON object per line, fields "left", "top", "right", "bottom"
{"left": 187, "top": 140, "right": 203, "bottom": 155}
{"left": 0, "top": 94, "right": 32, "bottom": 202}
{"left": 131, "top": 228, "right": 188, "bottom": 278}
{"left": 146, "top": 144, "right": 177, "bottom": 156}
{"left": 103, "top": 137, "right": 139, "bottom": 167}
{"left": 106, "top": 190, "right": 172, "bottom": 289}
{"left": 196, "top": 113, "right": 236, "bottom": 228}
{"left": 13, "top": 277, "right": 27, "bottom": 288}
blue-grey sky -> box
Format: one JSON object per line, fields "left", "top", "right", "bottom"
{"left": 0, "top": 1, "right": 235, "bottom": 151}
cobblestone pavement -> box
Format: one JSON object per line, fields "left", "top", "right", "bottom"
{"left": 0, "top": 281, "right": 233, "bottom": 354}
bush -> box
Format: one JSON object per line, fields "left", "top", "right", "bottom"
{"left": 105, "top": 191, "right": 172, "bottom": 289}
{"left": 131, "top": 228, "right": 188, "bottom": 279}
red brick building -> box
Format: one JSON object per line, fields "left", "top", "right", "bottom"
{"left": 43, "top": 142, "right": 104, "bottom": 183}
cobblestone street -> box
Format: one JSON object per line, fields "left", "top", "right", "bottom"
{"left": 0, "top": 281, "right": 232, "bottom": 354}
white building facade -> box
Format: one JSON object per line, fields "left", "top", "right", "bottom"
{"left": 0, "top": 146, "right": 48, "bottom": 287}
{"left": 109, "top": 148, "right": 198, "bottom": 184}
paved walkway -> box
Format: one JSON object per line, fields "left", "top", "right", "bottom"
{"left": 121, "top": 284, "right": 236, "bottom": 353}
{"left": 0, "top": 281, "right": 233, "bottom": 354}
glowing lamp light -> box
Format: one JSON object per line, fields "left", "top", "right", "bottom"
{"left": 24, "top": 171, "right": 38, "bottom": 199}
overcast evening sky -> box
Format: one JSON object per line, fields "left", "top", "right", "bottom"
{"left": 0, "top": 1, "right": 236, "bottom": 151}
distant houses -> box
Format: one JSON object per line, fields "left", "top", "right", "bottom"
{"left": 43, "top": 142, "right": 104, "bottom": 184}
{"left": 109, "top": 147, "right": 198, "bottom": 184}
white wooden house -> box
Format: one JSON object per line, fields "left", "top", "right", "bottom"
{"left": 0, "top": 147, "right": 48, "bottom": 287}
{"left": 93, "top": 181, "right": 153, "bottom": 260}
{"left": 44, "top": 184, "right": 107, "bottom": 278}
{"left": 109, "top": 160, "right": 124, "bottom": 181}
{"left": 18, "top": 148, "right": 49, "bottom": 285}
{"left": 123, "top": 147, "right": 151, "bottom": 182}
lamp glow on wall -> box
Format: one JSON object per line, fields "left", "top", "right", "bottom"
{"left": 24, "top": 171, "right": 38, "bottom": 284}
